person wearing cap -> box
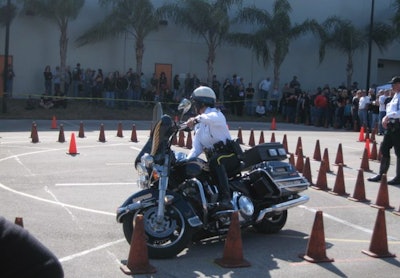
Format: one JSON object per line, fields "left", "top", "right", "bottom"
{"left": 185, "top": 86, "right": 238, "bottom": 211}
{"left": 368, "top": 76, "right": 400, "bottom": 185}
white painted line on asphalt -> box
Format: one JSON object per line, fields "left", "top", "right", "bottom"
{"left": 59, "top": 238, "right": 125, "bottom": 263}
{"left": 299, "top": 205, "right": 399, "bottom": 241}
{"left": 55, "top": 182, "right": 135, "bottom": 187}
{"left": 0, "top": 182, "right": 115, "bottom": 216}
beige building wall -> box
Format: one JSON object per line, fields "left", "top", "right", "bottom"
{"left": 0, "top": 0, "right": 398, "bottom": 98}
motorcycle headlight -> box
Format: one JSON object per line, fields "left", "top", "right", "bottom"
{"left": 141, "top": 153, "right": 154, "bottom": 168}
{"left": 136, "top": 163, "right": 149, "bottom": 189}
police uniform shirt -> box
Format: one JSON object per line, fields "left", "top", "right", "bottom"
{"left": 386, "top": 92, "right": 400, "bottom": 119}
{"left": 187, "top": 107, "right": 231, "bottom": 159}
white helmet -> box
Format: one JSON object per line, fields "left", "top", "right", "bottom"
{"left": 190, "top": 86, "right": 216, "bottom": 109}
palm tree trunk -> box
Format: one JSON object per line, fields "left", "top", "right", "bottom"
{"left": 346, "top": 52, "right": 353, "bottom": 89}
{"left": 59, "top": 20, "right": 68, "bottom": 94}
{"left": 207, "top": 44, "right": 216, "bottom": 85}
{"left": 135, "top": 39, "right": 144, "bottom": 75}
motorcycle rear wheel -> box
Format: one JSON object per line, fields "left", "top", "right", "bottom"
{"left": 253, "top": 210, "right": 288, "bottom": 234}
{"left": 122, "top": 204, "right": 193, "bottom": 259}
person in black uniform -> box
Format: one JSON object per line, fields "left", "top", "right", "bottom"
{"left": 368, "top": 76, "right": 400, "bottom": 185}
{"left": 0, "top": 216, "right": 64, "bottom": 277}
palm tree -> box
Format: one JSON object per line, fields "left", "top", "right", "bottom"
{"left": 392, "top": 0, "right": 400, "bottom": 35}
{"left": 318, "top": 16, "right": 393, "bottom": 88}
{"left": 76, "top": 0, "right": 161, "bottom": 75}
{"left": 22, "top": 0, "right": 85, "bottom": 78}
{"left": 228, "top": 0, "right": 316, "bottom": 89}
{"left": 160, "top": 0, "right": 242, "bottom": 84}
{"left": 0, "top": 1, "right": 17, "bottom": 27}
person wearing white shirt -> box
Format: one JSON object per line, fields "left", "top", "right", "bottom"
{"left": 185, "top": 86, "right": 236, "bottom": 210}
{"left": 368, "top": 76, "right": 400, "bottom": 185}
{"left": 258, "top": 77, "right": 271, "bottom": 105}
{"left": 377, "top": 89, "right": 389, "bottom": 135}
{"left": 357, "top": 90, "right": 370, "bottom": 130}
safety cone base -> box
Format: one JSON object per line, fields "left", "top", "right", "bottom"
{"left": 120, "top": 261, "right": 157, "bottom": 275}
{"left": 310, "top": 185, "right": 330, "bottom": 191}
{"left": 299, "top": 253, "right": 334, "bottom": 263}
{"left": 361, "top": 250, "right": 395, "bottom": 258}
{"left": 392, "top": 210, "right": 400, "bottom": 216}
{"left": 328, "top": 190, "right": 349, "bottom": 197}
{"left": 347, "top": 196, "right": 370, "bottom": 203}
{"left": 66, "top": 152, "right": 79, "bottom": 156}
{"left": 214, "top": 257, "right": 251, "bottom": 268}
{"left": 370, "top": 204, "right": 394, "bottom": 210}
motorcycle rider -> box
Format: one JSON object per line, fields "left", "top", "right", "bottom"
{"left": 185, "top": 86, "right": 235, "bottom": 210}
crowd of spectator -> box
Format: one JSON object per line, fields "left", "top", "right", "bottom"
{"left": 25, "top": 63, "right": 394, "bottom": 133}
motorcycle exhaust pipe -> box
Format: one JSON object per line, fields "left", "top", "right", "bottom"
{"left": 256, "top": 195, "right": 309, "bottom": 222}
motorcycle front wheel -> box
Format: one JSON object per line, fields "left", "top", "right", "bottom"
{"left": 253, "top": 210, "right": 288, "bottom": 234}
{"left": 122, "top": 204, "right": 193, "bottom": 259}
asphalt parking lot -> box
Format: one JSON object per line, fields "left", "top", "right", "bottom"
{"left": 1, "top": 119, "right": 400, "bottom": 278}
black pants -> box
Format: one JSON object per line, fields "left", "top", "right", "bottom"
{"left": 380, "top": 123, "right": 400, "bottom": 158}
{"left": 0, "top": 217, "right": 64, "bottom": 278}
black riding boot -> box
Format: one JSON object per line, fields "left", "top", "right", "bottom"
{"left": 214, "top": 164, "right": 233, "bottom": 210}
{"left": 388, "top": 158, "right": 400, "bottom": 185}
{"left": 367, "top": 156, "right": 390, "bottom": 182}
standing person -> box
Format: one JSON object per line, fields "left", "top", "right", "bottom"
{"left": 258, "top": 76, "right": 271, "bottom": 105}
{"left": 211, "top": 74, "right": 221, "bottom": 101}
{"left": 72, "top": 63, "right": 82, "bottom": 99}
{"left": 245, "top": 82, "right": 255, "bottom": 115}
{"left": 368, "top": 76, "right": 400, "bottom": 185}
{"left": 185, "top": 86, "right": 237, "bottom": 211}
{"left": 93, "top": 68, "right": 104, "bottom": 104}
{"left": 43, "top": 65, "right": 53, "bottom": 95}
{"left": 5, "top": 64, "right": 15, "bottom": 97}
{"left": 104, "top": 72, "right": 115, "bottom": 108}
{"left": 378, "top": 89, "right": 389, "bottom": 135}
{"left": 53, "top": 66, "right": 61, "bottom": 95}
{"left": 358, "top": 90, "right": 370, "bottom": 130}
{"left": 63, "top": 66, "right": 72, "bottom": 97}
{"left": 173, "top": 74, "right": 180, "bottom": 102}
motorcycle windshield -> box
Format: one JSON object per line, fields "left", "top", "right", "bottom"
{"left": 150, "top": 115, "right": 175, "bottom": 164}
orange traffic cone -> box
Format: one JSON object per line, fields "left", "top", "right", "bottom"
{"left": 186, "top": 131, "right": 192, "bottom": 149}
{"left": 302, "top": 157, "right": 313, "bottom": 185}
{"left": 370, "top": 174, "right": 394, "bottom": 210}
{"left": 58, "top": 124, "right": 66, "bottom": 143}
{"left": 270, "top": 117, "right": 277, "bottom": 130}
{"left": 362, "top": 209, "right": 395, "bottom": 258}
{"left": 295, "top": 137, "right": 302, "bottom": 156}
{"left": 348, "top": 169, "right": 370, "bottom": 203}
{"left": 14, "top": 217, "right": 24, "bottom": 227}
{"left": 30, "top": 121, "right": 35, "bottom": 138}
{"left": 289, "top": 153, "right": 295, "bottom": 167}
{"left": 259, "top": 130, "right": 265, "bottom": 144}
{"left": 78, "top": 121, "right": 85, "bottom": 138}
{"left": 299, "top": 210, "right": 334, "bottom": 263}
{"left": 334, "top": 143, "right": 346, "bottom": 166}
{"left": 51, "top": 115, "right": 57, "bottom": 129}
{"left": 248, "top": 129, "right": 255, "bottom": 147}
{"left": 313, "top": 140, "right": 321, "bottom": 161}
{"left": 360, "top": 148, "right": 371, "bottom": 172}
{"left": 237, "top": 128, "right": 243, "bottom": 144}
{"left": 31, "top": 123, "right": 39, "bottom": 143}
{"left": 130, "top": 124, "right": 138, "bottom": 142}
{"left": 329, "top": 164, "right": 348, "bottom": 196}
{"left": 370, "top": 141, "right": 378, "bottom": 160}
{"left": 99, "top": 123, "right": 106, "bottom": 142}
{"left": 312, "top": 160, "right": 329, "bottom": 191}
{"left": 214, "top": 211, "right": 251, "bottom": 268}
{"left": 323, "top": 148, "right": 332, "bottom": 173}
{"left": 295, "top": 147, "right": 304, "bottom": 173}
{"left": 117, "top": 122, "right": 123, "bottom": 138}
{"left": 120, "top": 215, "right": 157, "bottom": 275}
{"left": 365, "top": 138, "right": 371, "bottom": 159}
{"left": 178, "top": 130, "right": 185, "bottom": 147}
{"left": 67, "top": 133, "right": 78, "bottom": 155}
{"left": 358, "top": 126, "right": 365, "bottom": 142}
{"left": 282, "top": 134, "right": 288, "bottom": 153}
{"left": 270, "top": 132, "right": 276, "bottom": 143}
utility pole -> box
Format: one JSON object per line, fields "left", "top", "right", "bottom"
{"left": 2, "top": 0, "right": 11, "bottom": 113}
{"left": 366, "top": 0, "right": 375, "bottom": 90}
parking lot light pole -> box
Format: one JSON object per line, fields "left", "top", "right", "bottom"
{"left": 366, "top": 0, "right": 375, "bottom": 90}
{"left": 2, "top": 0, "right": 11, "bottom": 113}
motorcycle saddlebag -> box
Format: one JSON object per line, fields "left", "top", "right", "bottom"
{"left": 242, "top": 143, "right": 287, "bottom": 168}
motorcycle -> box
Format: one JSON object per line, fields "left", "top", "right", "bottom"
{"left": 116, "top": 99, "right": 310, "bottom": 259}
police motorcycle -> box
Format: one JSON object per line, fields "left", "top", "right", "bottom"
{"left": 116, "top": 99, "right": 310, "bottom": 259}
